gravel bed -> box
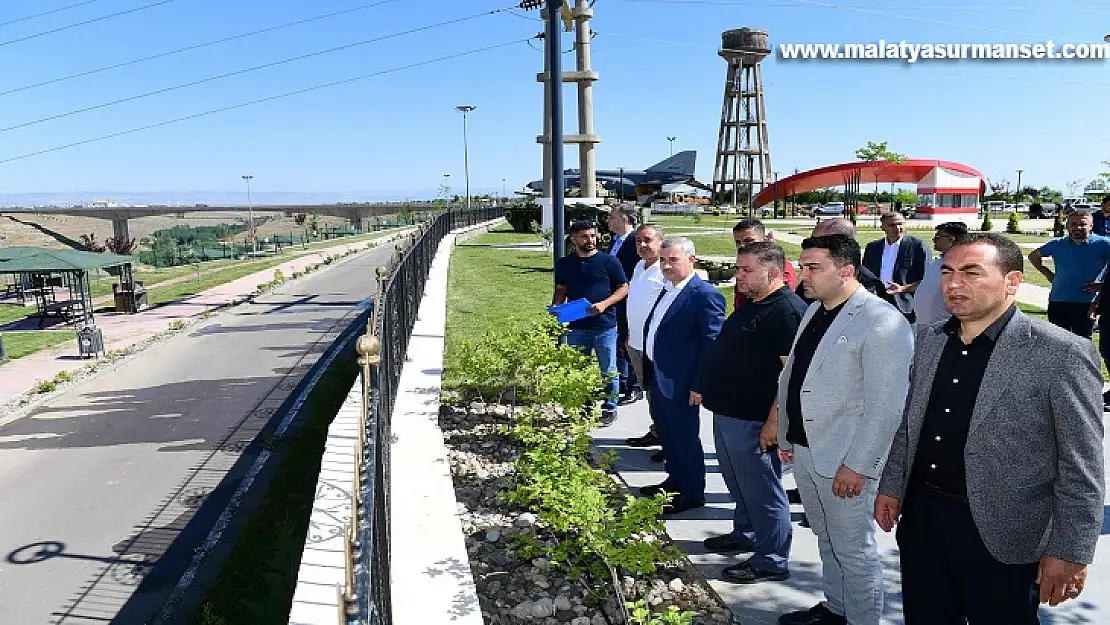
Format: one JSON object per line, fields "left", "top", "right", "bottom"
{"left": 439, "top": 399, "right": 741, "bottom": 625}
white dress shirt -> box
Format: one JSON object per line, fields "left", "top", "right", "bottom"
{"left": 880, "top": 237, "right": 901, "bottom": 285}
{"left": 626, "top": 259, "right": 667, "bottom": 352}
{"left": 911, "top": 254, "right": 949, "bottom": 326}
{"left": 645, "top": 272, "right": 694, "bottom": 362}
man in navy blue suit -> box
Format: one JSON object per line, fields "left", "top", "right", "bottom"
{"left": 638, "top": 236, "right": 726, "bottom": 514}
{"left": 608, "top": 205, "right": 645, "bottom": 405}
{"left": 862, "top": 211, "right": 929, "bottom": 322}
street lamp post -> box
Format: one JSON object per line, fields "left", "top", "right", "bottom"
{"left": 502, "top": 178, "right": 507, "bottom": 203}
{"left": 773, "top": 171, "right": 779, "bottom": 219}
{"left": 618, "top": 167, "right": 625, "bottom": 202}
{"left": 1016, "top": 169, "right": 1024, "bottom": 203}
{"left": 241, "top": 175, "right": 255, "bottom": 254}
{"left": 455, "top": 105, "right": 476, "bottom": 215}
{"left": 666, "top": 136, "right": 676, "bottom": 156}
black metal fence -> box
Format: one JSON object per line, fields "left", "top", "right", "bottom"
{"left": 343, "top": 205, "right": 503, "bottom": 624}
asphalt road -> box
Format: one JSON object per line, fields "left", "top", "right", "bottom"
{"left": 0, "top": 245, "right": 394, "bottom": 624}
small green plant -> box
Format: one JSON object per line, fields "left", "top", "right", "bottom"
{"left": 273, "top": 269, "right": 286, "bottom": 282}
{"left": 625, "top": 600, "right": 699, "bottom": 625}
{"left": 1006, "top": 210, "right": 1021, "bottom": 234}
{"left": 34, "top": 380, "right": 57, "bottom": 394}
{"left": 1053, "top": 212, "right": 1065, "bottom": 237}
{"left": 168, "top": 320, "right": 187, "bottom": 331}
{"left": 980, "top": 213, "right": 993, "bottom": 232}
{"left": 54, "top": 370, "right": 75, "bottom": 384}
{"left": 691, "top": 212, "right": 702, "bottom": 224}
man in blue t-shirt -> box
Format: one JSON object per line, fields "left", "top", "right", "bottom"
{"left": 1028, "top": 210, "right": 1110, "bottom": 338}
{"left": 553, "top": 221, "right": 630, "bottom": 423}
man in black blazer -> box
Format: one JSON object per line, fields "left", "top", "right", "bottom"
{"left": 862, "top": 211, "right": 929, "bottom": 322}
{"left": 797, "top": 218, "right": 887, "bottom": 302}
{"left": 607, "top": 205, "right": 644, "bottom": 404}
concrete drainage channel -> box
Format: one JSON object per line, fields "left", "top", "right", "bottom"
{"left": 104, "top": 303, "right": 373, "bottom": 625}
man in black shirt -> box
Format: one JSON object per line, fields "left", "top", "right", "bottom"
{"left": 877, "top": 233, "right": 1105, "bottom": 624}
{"left": 699, "top": 242, "right": 807, "bottom": 584}
{"left": 552, "top": 221, "right": 630, "bottom": 423}
{"left": 795, "top": 218, "right": 886, "bottom": 303}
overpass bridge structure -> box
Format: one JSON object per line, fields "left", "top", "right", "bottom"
{"left": 0, "top": 202, "right": 440, "bottom": 242}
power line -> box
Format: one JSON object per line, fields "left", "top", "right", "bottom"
{"left": 0, "top": 0, "right": 178, "bottom": 49}
{"left": 0, "top": 0, "right": 404, "bottom": 98}
{"left": 0, "top": 7, "right": 508, "bottom": 134}
{"left": 0, "top": 0, "right": 107, "bottom": 29}
{"left": 0, "top": 38, "right": 530, "bottom": 165}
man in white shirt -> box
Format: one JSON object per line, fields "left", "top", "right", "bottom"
{"left": 862, "top": 212, "right": 929, "bottom": 322}
{"left": 638, "top": 236, "right": 726, "bottom": 514}
{"left": 608, "top": 206, "right": 643, "bottom": 404}
{"left": 912, "top": 221, "right": 970, "bottom": 327}
{"left": 623, "top": 225, "right": 668, "bottom": 450}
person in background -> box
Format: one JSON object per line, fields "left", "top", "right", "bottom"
{"left": 608, "top": 206, "right": 645, "bottom": 406}
{"left": 699, "top": 241, "right": 806, "bottom": 584}
{"left": 1091, "top": 195, "right": 1110, "bottom": 236}
{"left": 862, "top": 211, "right": 930, "bottom": 322}
{"left": 732, "top": 218, "right": 797, "bottom": 310}
{"left": 776, "top": 234, "right": 913, "bottom": 625}
{"left": 552, "top": 221, "right": 629, "bottom": 424}
{"left": 1028, "top": 210, "right": 1110, "bottom": 338}
{"left": 639, "top": 236, "right": 726, "bottom": 515}
{"left": 623, "top": 224, "right": 668, "bottom": 452}
{"left": 877, "top": 233, "right": 1104, "bottom": 624}
{"left": 911, "top": 221, "right": 970, "bottom": 327}
{"left": 797, "top": 218, "right": 886, "bottom": 302}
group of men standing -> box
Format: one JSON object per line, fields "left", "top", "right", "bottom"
{"left": 551, "top": 208, "right": 1105, "bottom": 625}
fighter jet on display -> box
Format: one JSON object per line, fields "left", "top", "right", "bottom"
{"left": 524, "top": 150, "right": 697, "bottom": 200}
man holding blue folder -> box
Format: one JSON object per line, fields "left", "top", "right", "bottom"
{"left": 553, "top": 221, "right": 630, "bottom": 424}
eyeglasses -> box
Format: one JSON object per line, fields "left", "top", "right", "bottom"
{"left": 933, "top": 234, "right": 954, "bottom": 240}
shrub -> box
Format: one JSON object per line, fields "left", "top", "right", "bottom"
{"left": 980, "top": 213, "right": 993, "bottom": 232}
{"left": 1006, "top": 211, "right": 1021, "bottom": 234}
{"left": 34, "top": 380, "right": 57, "bottom": 394}
{"left": 274, "top": 269, "right": 286, "bottom": 282}
{"left": 168, "top": 320, "right": 187, "bottom": 331}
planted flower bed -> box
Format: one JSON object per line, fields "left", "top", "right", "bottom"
{"left": 442, "top": 316, "right": 740, "bottom": 625}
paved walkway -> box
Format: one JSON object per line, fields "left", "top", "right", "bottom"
{"left": 0, "top": 241, "right": 399, "bottom": 624}
{"left": 0, "top": 231, "right": 410, "bottom": 416}
{"left": 592, "top": 398, "right": 1110, "bottom": 625}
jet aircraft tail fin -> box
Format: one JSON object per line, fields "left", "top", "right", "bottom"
{"left": 645, "top": 150, "right": 696, "bottom": 176}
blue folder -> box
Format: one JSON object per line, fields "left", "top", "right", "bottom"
{"left": 548, "top": 298, "right": 593, "bottom": 324}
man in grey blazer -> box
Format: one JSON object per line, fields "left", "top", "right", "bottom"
{"left": 776, "top": 234, "right": 914, "bottom": 625}
{"left": 876, "top": 232, "right": 1105, "bottom": 624}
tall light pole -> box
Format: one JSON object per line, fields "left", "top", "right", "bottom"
{"left": 1016, "top": 169, "right": 1024, "bottom": 203}
{"left": 618, "top": 167, "right": 625, "bottom": 202}
{"left": 455, "top": 105, "right": 476, "bottom": 212}
{"left": 502, "top": 178, "right": 507, "bottom": 203}
{"left": 666, "top": 136, "right": 676, "bottom": 156}
{"left": 241, "top": 175, "right": 255, "bottom": 253}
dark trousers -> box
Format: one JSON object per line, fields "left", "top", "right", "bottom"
{"left": 644, "top": 358, "right": 705, "bottom": 498}
{"left": 896, "top": 483, "right": 1039, "bottom": 625}
{"left": 1099, "top": 310, "right": 1110, "bottom": 376}
{"left": 1047, "top": 301, "right": 1095, "bottom": 338}
{"left": 615, "top": 311, "right": 639, "bottom": 395}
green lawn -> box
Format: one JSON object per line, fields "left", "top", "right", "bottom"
{"left": 1, "top": 330, "right": 73, "bottom": 361}
{"left": 444, "top": 225, "right": 551, "bottom": 387}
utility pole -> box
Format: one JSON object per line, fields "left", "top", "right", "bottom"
{"left": 242, "top": 175, "right": 255, "bottom": 254}
{"left": 1015, "top": 169, "right": 1024, "bottom": 203}
{"left": 667, "top": 136, "right": 676, "bottom": 156}
{"left": 618, "top": 167, "right": 625, "bottom": 201}
{"left": 456, "top": 105, "right": 476, "bottom": 212}
{"left": 546, "top": 0, "right": 565, "bottom": 260}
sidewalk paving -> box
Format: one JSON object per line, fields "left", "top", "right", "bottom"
{"left": 592, "top": 396, "right": 1110, "bottom": 625}
{"left": 0, "top": 230, "right": 411, "bottom": 414}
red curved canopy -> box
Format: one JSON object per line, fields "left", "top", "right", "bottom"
{"left": 753, "top": 159, "right": 986, "bottom": 209}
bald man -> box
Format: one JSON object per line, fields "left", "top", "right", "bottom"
{"left": 796, "top": 218, "right": 887, "bottom": 303}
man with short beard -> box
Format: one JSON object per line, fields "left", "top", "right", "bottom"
{"left": 699, "top": 241, "right": 807, "bottom": 584}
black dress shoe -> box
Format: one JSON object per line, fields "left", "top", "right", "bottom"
{"left": 661, "top": 494, "right": 705, "bottom": 515}
{"left": 778, "top": 603, "right": 846, "bottom": 625}
{"left": 650, "top": 450, "right": 665, "bottom": 462}
{"left": 787, "top": 488, "right": 802, "bottom": 504}
{"left": 639, "top": 481, "right": 678, "bottom": 497}
{"left": 626, "top": 431, "right": 661, "bottom": 447}
{"left": 702, "top": 533, "right": 754, "bottom": 554}
{"left": 721, "top": 561, "right": 789, "bottom": 584}
{"left": 619, "top": 388, "right": 644, "bottom": 405}
{"left": 600, "top": 409, "right": 617, "bottom": 426}
{"left": 798, "top": 513, "right": 810, "bottom": 528}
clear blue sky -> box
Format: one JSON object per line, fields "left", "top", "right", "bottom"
{"left": 0, "top": 0, "right": 1106, "bottom": 198}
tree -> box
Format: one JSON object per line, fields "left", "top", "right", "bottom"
{"left": 1086, "top": 178, "right": 1107, "bottom": 191}
{"left": 1101, "top": 159, "right": 1110, "bottom": 188}
{"left": 79, "top": 234, "right": 104, "bottom": 252}
{"left": 1020, "top": 186, "right": 1040, "bottom": 201}
{"left": 855, "top": 141, "right": 907, "bottom": 222}
{"left": 980, "top": 213, "right": 993, "bottom": 232}
{"left": 105, "top": 237, "right": 137, "bottom": 255}
{"left": 1006, "top": 211, "right": 1021, "bottom": 234}
{"left": 989, "top": 179, "right": 1009, "bottom": 196}
{"left": 1037, "top": 187, "right": 1063, "bottom": 203}
{"left": 1065, "top": 178, "right": 1084, "bottom": 198}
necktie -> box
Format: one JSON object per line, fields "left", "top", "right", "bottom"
{"left": 611, "top": 234, "right": 623, "bottom": 256}
{"left": 642, "top": 288, "right": 668, "bottom": 353}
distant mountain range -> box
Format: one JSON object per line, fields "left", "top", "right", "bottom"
{"left": 0, "top": 188, "right": 507, "bottom": 207}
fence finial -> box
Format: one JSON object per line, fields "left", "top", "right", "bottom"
{"left": 356, "top": 333, "right": 380, "bottom": 368}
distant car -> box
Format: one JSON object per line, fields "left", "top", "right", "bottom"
{"left": 1028, "top": 202, "right": 1060, "bottom": 219}
{"left": 813, "top": 202, "right": 846, "bottom": 216}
